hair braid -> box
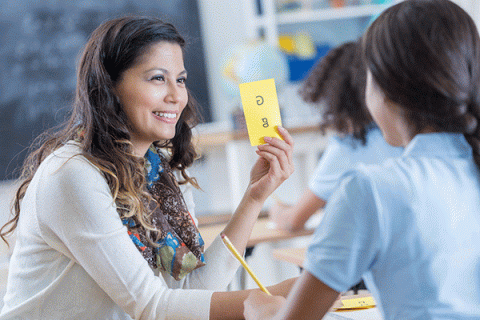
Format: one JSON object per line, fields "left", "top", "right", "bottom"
{"left": 364, "top": 0, "right": 480, "bottom": 171}
{"left": 464, "top": 103, "right": 480, "bottom": 168}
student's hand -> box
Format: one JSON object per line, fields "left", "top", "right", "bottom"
{"left": 268, "top": 277, "right": 297, "bottom": 297}
{"left": 268, "top": 201, "right": 293, "bottom": 230}
{"left": 269, "top": 190, "right": 326, "bottom": 232}
{"left": 244, "top": 290, "right": 285, "bottom": 320}
{"left": 247, "top": 127, "right": 294, "bottom": 204}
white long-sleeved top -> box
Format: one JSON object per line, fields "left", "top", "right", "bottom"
{"left": 0, "top": 142, "right": 240, "bottom": 320}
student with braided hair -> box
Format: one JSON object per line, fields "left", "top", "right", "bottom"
{"left": 269, "top": 40, "right": 402, "bottom": 232}
{"left": 245, "top": 0, "right": 480, "bottom": 319}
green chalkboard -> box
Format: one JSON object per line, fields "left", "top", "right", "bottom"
{"left": 0, "top": 0, "right": 211, "bottom": 180}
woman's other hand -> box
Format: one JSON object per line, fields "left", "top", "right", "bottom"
{"left": 244, "top": 290, "right": 285, "bottom": 320}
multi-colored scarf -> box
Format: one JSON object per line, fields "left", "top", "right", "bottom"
{"left": 122, "top": 145, "right": 205, "bottom": 280}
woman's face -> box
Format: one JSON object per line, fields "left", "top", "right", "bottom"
{"left": 115, "top": 41, "right": 188, "bottom": 155}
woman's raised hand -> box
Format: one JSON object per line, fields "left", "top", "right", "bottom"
{"left": 247, "top": 126, "right": 294, "bottom": 203}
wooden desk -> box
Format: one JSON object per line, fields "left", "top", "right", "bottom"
{"left": 199, "top": 217, "right": 314, "bottom": 249}
{"left": 199, "top": 217, "right": 314, "bottom": 290}
{"left": 197, "top": 212, "right": 232, "bottom": 227}
{"left": 193, "top": 124, "right": 321, "bottom": 149}
{"left": 272, "top": 247, "right": 306, "bottom": 267}
{"left": 272, "top": 247, "right": 384, "bottom": 319}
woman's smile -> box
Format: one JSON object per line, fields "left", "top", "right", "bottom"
{"left": 152, "top": 111, "right": 178, "bottom": 123}
{"left": 114, "top": 41, "right": 188, "bottom": 156}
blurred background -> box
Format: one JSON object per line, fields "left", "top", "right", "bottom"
{"left": 1, "top": 0, "right": 479, "bottom": 304}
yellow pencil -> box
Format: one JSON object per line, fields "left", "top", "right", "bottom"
{"left": 220, "top": 233, "right": 271, "bottom": 295}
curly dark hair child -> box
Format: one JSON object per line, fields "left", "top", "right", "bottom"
{"left": 299, "top": 39, "right": 372, "bottom": 144}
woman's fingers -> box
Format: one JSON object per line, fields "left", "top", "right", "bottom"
{"left": 277, "top": 126, "right": 295, "bottom": 149}
{"left": 257, "top": 144, "right": 291, "bottom": 176}
{"left": 248, "top": 127, "right": 295, "bottom": 202}
{"left": 261, "top": 130, "right": 293, "bottom": 161}
{"left": 256, "top": 149, "right": 289, "bottom": 181}
{"left": 255, "top": 149, "right": 282, "bottom": 178}
{"left": 276, "top": 126, "right": 294, "bottom": 163}
{"left": 244, "top": 290, "right": 285, "bottom": 320}
{"left": 257, "top": 127, "right": 295, "bottom": 178}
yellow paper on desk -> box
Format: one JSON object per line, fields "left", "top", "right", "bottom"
{"left": 337, "top": 296, "right": 376, "bottom": 310}
{"left": 239, "top": 79, "right": 283, "bottom": 146}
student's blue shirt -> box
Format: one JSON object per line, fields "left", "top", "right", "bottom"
{"left": 309, "top": 126, "right": 403, "bottom": 201}
{"left": 305, "top": 133, "right": 480, "bottom": 319}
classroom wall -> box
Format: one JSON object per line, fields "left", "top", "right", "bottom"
{"left": 191, "top": 0, "right": 480, "bottom": 215}
{"left": 197, "top": 1, "right": 248, "bottom": 123}
{"left": 197, "top": 0, "right": 480, "bottom": 123}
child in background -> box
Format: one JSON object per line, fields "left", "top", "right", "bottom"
{"left": 245, "top": 0, "right": 480, "bottom": 319}
{"left": 269, "top": 40, "right": 402, "bottom": 232}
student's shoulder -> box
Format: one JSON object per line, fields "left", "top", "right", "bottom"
{"left": 347, "top": 159, "right": 407, "bottom": 197}
{"left": 330, "top": 126, "right": 385, "bottom": 151}
{"left": 327, "top": 163, "right": 404, "bottom": 213}
{"left": 339, "top": 156, "right": 399, "bottom": 183}
{"left": 357, "top": 156, "right": 400, "bottom": 175}
{"left": 325, "top": 134, "right": 362, "bottom": 158}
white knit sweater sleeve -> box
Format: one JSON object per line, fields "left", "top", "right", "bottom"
{"left": 172, "top": 171, "right": 241, "bottom": 291}
{"left": 35, "top": 152, "right": 214, "bottom": 320}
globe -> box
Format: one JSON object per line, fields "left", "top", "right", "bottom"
{"left": 220, "top": 41, "right": 290, "bottom": 98}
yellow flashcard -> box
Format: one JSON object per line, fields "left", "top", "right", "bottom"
{"left": 239, "top": 79, "right": 283, "bottom": 146}
{"left": 337, "top": 296, "right": 376, "bottom": 310}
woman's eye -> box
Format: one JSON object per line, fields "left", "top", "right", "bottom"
{"left": 151, "top": 75, "right": 165, "bottom": 81}
{"left": 177, "top": 77, "right": 187, "bottom": 84}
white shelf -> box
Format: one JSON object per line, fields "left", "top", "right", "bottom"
{"left": 243, "top": 1, "right": 396, "bottom": 45}
{"left": 275, "top": 4, "right": 391, "bottom": 24}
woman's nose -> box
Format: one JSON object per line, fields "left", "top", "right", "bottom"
{"left": 165, "top": 82, "right": 180, "bottom": 103}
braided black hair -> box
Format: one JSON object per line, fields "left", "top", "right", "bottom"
{"left": 363, "top": 0, "right": 480, "bottom": 168}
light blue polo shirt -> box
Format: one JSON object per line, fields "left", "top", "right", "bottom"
{"left": 309, "top": 126, "right": 403, "bottom": 201}
{"left": 305, "top": 133, "right": 480, "bottom": 319}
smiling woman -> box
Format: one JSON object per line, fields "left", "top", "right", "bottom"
{"left": 0, "top": 16, "right": 296, "bottom": 320}
{"left": 114, "top": 42, "right": 189, "bottom": 156}
{"left": 0, "top": 1, "right": 213, "bottom": 182}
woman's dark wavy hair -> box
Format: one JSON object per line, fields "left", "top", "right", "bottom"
{"left": 299, "top": 39, "right": 371, "bottom": 144}
{"left": 363, "top": 0, "right": 480, "bottom": 168}
{"left": 1, "top": 16, "right": 202, "bottom": 244}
